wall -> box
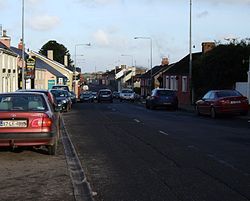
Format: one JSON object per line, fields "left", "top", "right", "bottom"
{"left": 0, "top": 50, "right": 18, "bottom": 93}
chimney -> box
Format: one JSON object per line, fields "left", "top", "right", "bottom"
{"left": 0, "top": 30, "right": 11, "bottom": 48}
{"left": 161, "top": 57, "right": 169, "bottom": 66}
{"left": 64, "top": 55, "right": 68, "bottom": 66}
{"left": 202, "top": 42, "right": 216, "bottom": 54}
{"left": 18, "top": 39, "right": 23, "bottom": 50}
{"left": 47, "top": 50, "right": 53, "bottom": 60}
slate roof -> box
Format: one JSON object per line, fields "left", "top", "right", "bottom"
{"left": 140, "top": 65, "right": 169, "bottom": 79}
{"left": 0, "top": 42, "right": 17, "bottom": 56}
{"left": 35, "top": 58, "right": 67, "bottom": 78}
{"left": 166, "top": 52, "right": 202, "bottom": 75}
{"left": 10, "top": 46, "right": 29, "bottom": 58}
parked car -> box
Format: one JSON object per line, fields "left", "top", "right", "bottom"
{"left": 0, "top": 92, "right": 61, "bottom": 155}
{"left": 50, "top": 89, "right": 72, "bottom": 112}
{"left": 92, "top": 91, "right": 97, "bottom": 101}
{"left": 16, "top": 89, "right": 58, "bottom": 109}
{"left": 112, "top": 91, "right": 120, "bottom": 99}
{"left": 51, "top": 85, "right": 70, "bottom": 92}
{"left": 80, "top": 91, "right": 94, "bottom": 102}
{"left": 69, "top": 91, "right": 77, "bottom": 104}
{"left": 97, "top": 89, "right": 113, "bottom": 103}
{"left": 119, "top": 89, "right": 135, "bottom": 102}
{"left": 195, "top": 89, "right": 249, "bottom": 118}
{"left": 146, "top": 88, "right": 178, "bottom": 110}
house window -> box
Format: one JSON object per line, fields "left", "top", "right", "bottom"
{"left": 182, "top": 76, "right": 188, "bottom": 92}
{"left": 170, "top": 76, "right": 178, "bottom": 90}
{"left": 165, "top": 76, "right": 170, "bottom": 89}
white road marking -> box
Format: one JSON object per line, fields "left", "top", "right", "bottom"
{"left": 134, "top": 119, "right": 140, "bottom": 123}
{"left": 159, "top": 130, "right": 169, "bottom": 136}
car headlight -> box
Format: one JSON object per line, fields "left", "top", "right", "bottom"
{"left": 62, "top": 100, "right": 67, "bottom": 103}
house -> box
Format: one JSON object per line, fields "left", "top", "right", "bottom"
{"left": 29, "top": 50, "right": 76, "bottom": 94}
{"left": 0, "top": 31, "right": 18, "bottom": 93}
{"left": 140, "top": 59, "right": 169, "bottom": 98}
{"left": 162, "top": 42, "right": 215, "bottom": 105}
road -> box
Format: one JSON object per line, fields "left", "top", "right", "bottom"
{"left": 63, "top": 100, "right": 250, "bottom": 201}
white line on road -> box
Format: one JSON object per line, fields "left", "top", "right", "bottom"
{"left": 159, "top": 130, "right": 169, "bottom": 136}
{"left": 134, "top": 119, "right": 140, "bottom": 123}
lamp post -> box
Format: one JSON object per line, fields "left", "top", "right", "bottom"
{"left": 189, "top": 0, "right": 193, "bottom": 104}
{"left": 21, "top": 0, "right": 25, "bottom": 89}
{"left": 74, "top": 43, "right": 91, "bottom": 92}
{"left": 134, "top": 36, "right": 153, "bottom": 90}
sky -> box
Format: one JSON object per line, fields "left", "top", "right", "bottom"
{"left": 0, "top": 0, "right": 250, "bottom": 73}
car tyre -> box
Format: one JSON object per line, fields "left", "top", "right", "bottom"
{"left": 210, "top": 107, "right": 216, "bottom": 119}
{"left": 196, "top": 105, "right": 201, "bottom": 116}
{"left": 48, "top": 141, "right": 57, "bottom": 155}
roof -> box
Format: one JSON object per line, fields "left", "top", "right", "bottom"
{"left": 165, "top": 52, "right": 202, "bottom": 75}
{"left": 0, "top": 42, "right": 17, "bottom": 56}
{"left": 140, "top": 64, "right": 169, "bottom": 79}
{"left": 10, "top": 46, "right": 29, "bottom": 58}
{"left": 35, "top": 58, "right": 67, "bottom": 78}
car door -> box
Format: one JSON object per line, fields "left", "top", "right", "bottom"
{"left": 198, "top": 91, "right": 212, "bottom": 114}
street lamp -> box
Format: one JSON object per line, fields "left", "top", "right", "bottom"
{"left": 134, "top": 36, "right": 153, "bottom": 90}
{"left": 74, "top": 43, "right": 91, "bottom": 92}
{"left": 121, "top": 54, "right": 134, "bottom": 67}
{"left": 189, "top": 0, "right": 193, "bottom": 104}
{"left": 21, "top": 0, "right": 25, "bottom": 89}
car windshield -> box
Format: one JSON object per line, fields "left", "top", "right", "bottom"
{"left": 100, "top": 91, "right": 111, "bottom": 95}
{"left": 121, "top": 90, "right": 133, "bottom": 93}
{"left": 0, "top": 94, "right": 47, "bottom": 111}
{"left": 216, "top": 90, "right": 241, "bottom": 98}
{"left": 157, "top": 90, "right": 175, "bottom": 96}
{"left": 51, "top": 90, "right": 69, "bottom": 97}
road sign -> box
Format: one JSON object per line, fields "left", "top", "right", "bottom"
{"left": 26, "top": 57, "right": 36, "bottom": 79}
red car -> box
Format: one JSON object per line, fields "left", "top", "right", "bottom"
{"left": 196, "top": 90, "right": 249, "bottom": 118}
{"left": 0, "top": 92, "right": 61, "bottom": 155}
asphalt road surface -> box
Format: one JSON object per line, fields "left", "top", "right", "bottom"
{"left": 63, "top": 100, "right": 250, "bottom": 201}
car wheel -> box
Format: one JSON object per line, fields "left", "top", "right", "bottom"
{"left": 210, "top": 107, "right": 216, "bottom": 118}
{"left": 47, "top": 141, "right": 57, "bottom": 155}
{"left": 146, "top": 103, "right": 150, "bottom": 109}
{"left": 196, "top": 105, "right": 201, "bottom": 116}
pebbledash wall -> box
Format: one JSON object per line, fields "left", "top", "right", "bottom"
{"left": 0, "top": 46, "right": 18, "bottom": 93}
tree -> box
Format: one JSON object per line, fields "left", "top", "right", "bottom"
{"left": 193, "top": 40, "right": 250, "bottom": 99}
{"left": 39, "top": 40, "right": 73, "bottom": 66}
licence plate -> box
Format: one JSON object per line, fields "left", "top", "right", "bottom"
{"left": 230, "top": 101, "right": 241, "bottom": 104}
{"left": 0, "top": 120, "right": 27, "bottom": 128}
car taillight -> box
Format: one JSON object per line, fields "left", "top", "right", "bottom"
{"left": 218, "top": 99, "right": 230, "bottom": 104}
{"left": 152, "top": 95, "right": 160, "bottom": 100}
{"left": 31, "top": 117, "right": 52, "bottom": 128}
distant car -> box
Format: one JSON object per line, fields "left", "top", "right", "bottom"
{"left": 112, "top": 91, "right": 120, "bottom": 99}
{"left": 92, "top": 91, "right": 97, "bottom": 101}
{"left": 119, "top": 89, "right": 135, "bottom": 102}
{"left": 80, "top": 91, "right": 94, "bottom": 102}
{"left": 195, "top": 89, "right": 249, "bottom": 118}
{"left": 51, "top": 85, "right": 70, "bottom": 92}
{"left": 0, "top": 92, "right": 61, "bottom": 155}
{"left": 69, "top": 91, "right": 77, "bottom": 104}
{"left": 97, "top": 89, "right": 113, "bottom": 103}
{"left": 50, "top": 89, "right": 72, "bottom": 112}
{"left": 146, "top": 88, "right": 178, "bottom": 110}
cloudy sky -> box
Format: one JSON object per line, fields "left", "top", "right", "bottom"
{"left": 0, "top": 0, "right": 250, "bottom": 72}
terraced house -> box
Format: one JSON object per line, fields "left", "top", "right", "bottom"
{"left": 0, "top": 31, "right": 18, "bottom": 93}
